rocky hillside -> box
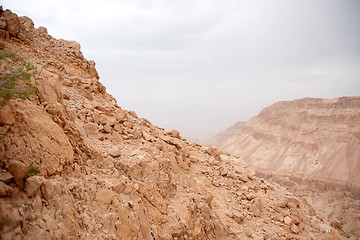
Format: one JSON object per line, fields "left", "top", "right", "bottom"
{"left": 0, "top": 8, "right": 343, "bottom": 239}
{"left": 209, "top": 97, "right": 360, "bottom": 238}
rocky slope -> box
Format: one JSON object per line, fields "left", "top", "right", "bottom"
{"left": 209, "top": 97, "right": 360, "bottom": 238}
{"left": 0, "top": 8, "right": 343, "bottom": 239}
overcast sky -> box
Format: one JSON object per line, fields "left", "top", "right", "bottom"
{"left": 3, "top": 0, "right": 360, "bottom": 141}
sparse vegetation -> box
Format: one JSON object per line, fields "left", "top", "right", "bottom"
{"left": 0, "top": 50, "right": 36, "bottom": 107}
{"left": 26, "top": 164, "right": 40, "bottom": 177}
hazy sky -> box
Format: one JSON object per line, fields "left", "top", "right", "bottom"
{"left": 3, "top": 0, "right": 360, "bottom": 140}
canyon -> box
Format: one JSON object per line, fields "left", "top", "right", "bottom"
{"left": 0, "top": 7, "right": 351, "bottom": 239}
{"left": 209, "top": 97, "right": 360, "bottom": 239}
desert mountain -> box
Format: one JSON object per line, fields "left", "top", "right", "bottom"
{"left": 0, "top": 8, "right": 345, "bottom": 239}
{"left": 209, "top": 97, "right": 360, "bottom": 239}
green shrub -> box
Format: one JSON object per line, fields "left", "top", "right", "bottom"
{"left": 26, "top": 164, "right": 40, "bottom": 177}
{"left": 0, "top": 50, "right": 36, "bottom": 107}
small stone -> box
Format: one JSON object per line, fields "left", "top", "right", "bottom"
{"left": 112, "top": 181, "right": 126, "bottom": 194}
{"left": 232, "top": 211, "right": 244, "bottom": 224}
{"left": 108, "top": 146, "right": 121, "bottom": 158}
{"left": 212, "top": 179, "right": 221, "bottom": 187}
{"left": 284, "top": 216, "right": 292, "bottom": 225}
{"left": 103, "top": 123, "right": 112, "bottom": 133}
{"left": 290, "top": 223, "right": 300, "bottom": 234}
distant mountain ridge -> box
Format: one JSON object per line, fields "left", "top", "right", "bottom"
{"left": 210, "top": 97, "right": 360, "bottom": 186}
{"left": 208, "top": 97, "right": 360, "bottom": 238}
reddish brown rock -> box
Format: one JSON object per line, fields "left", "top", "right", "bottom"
{"left": 7, "top": 160, "right": 26, "bottom": 189}
{"left": 0, "top": 105, "right": 15, "bottom": 125}
{"left": 24, "top": 176, "right": 44, "bottom": 198}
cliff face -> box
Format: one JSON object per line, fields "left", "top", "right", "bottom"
{"left": 209, "top": 97, "right": 360, "bottom": 238}
{"left": 0, "top": 8, "right": 340, "bottom": 240}
{"left": 212, "top": 97, "right": 360, "bottom": 186}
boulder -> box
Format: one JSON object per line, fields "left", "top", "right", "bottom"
{"left": 8, "top": 160, "right": 27, "bottom": 189}
{"left": 24, "top": 176, "right": 44, "bottom": 198}
{"left": 4, "top": 10, "right": 21, "bottom": 37}
{"left": 41, "top": 179, "right": 57, "bottom": 200}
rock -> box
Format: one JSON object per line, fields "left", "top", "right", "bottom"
{"left": 35, "top": 67, "right": 63, "bottom": 104}
{"left": 131, "top": 129, "right": 142, "bottom": 139}
{"left": 0, "top": 181, "right": 12, "bottom": 196}
{"left": 0, "top": 18, "right": 6, "bottom": 30}
{"left": 32, "top": 195, "right": 43, "bottom": 214}
{"left": 93, "top": 112, "right": 116, "bottom": 126}
{"left": 142, "top": 131, "right": 152, "bottom": 141}
{"left": 168, "top": 130, "right": 180, "bottom": 139}
{"left": 249, "top": 199, "right": 262, "bottom": 217}
{"left": 114, "top": 109, "right": 128, "bottom": 122}
{"left": 103, "top": 123, "right": 112, "bottom": 133}
{"left": 19, "top": 16, "right": 34, "bottom": 30}
{"left": 41, "top": 179, "right": 57, "bottom": 200}
{"left": 24, "top": 176, "right": 44, "bottom": 198}
{"left": 8, "top": 160, "right": 27, "bottom": 189}
{"left": 112, "top": 181, "right": 126, "bottom": 193}
{"left": 0, "top": 105, "right": 15, "bottom": 125}
{"left": 37, "top": 26, "right": 48, "bottom": 34}
{"left": 205, "top": 147, "right": 222, "bottom": 161}
{"left": 4, "top": 10, "right": 21, "bottom": 37}
{"left": 232, "top": 211, "right": 244, "bottom": 224}
{"left": 284, "top": 216, "right": 292, "bottom": 225}
{"left": 137, "top": 181, "right": 167, "bottom": 214}
{"left": 0, "top": 203, "right": 22, "bottom": 233}
{"left": 108, "top": 146, "right": 121, "bottom": 158}
{"left": 0, "top": 169, "right": 13, "bottom": 183}
{"left": 96, "top": 188, "right": 114, "bottom": 204}
{"left": 290, "top": 223, "right": 300, "bottom": 234}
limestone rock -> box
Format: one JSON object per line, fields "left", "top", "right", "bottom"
{"left": 0, "top": 169, "right": 13, "bottom": 183}
{"left": 24, "top": 176, "right": 44, "bottom": 198}
{"left": 4, "top": 10, "right": 21, "bottom": 37}
{"left": 96, "top": 188, "right": 114, "bottom": 204}
{"left": 290, "top": 223, "right": 300, "bottom": 234}
{"left": 0, "top": 181, "right": 12, "bottom": 196}
{"left": 8, "top": 160, "right": 27, "bottom": 189}
{"left": 0, "top": 105, "right": 15, "bottom": 125}
{"left": 284, "top": 216, "right": 292, "bottom": 225}
{"left": 108, "top": 146, "right": 121, "bottom": 158}
{"left": 41, "top": 179, "right": 57, "bottom": 200}
{"left": 114, "top": 109, "right": 128, "bottom": 122}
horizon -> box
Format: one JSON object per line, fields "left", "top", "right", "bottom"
{"left": 2, "top": 0, "right": 360, "bottom": 141}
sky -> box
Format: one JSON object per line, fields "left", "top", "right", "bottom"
{"left": 3, "top": 0, "right": 360, "bottom": 141}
